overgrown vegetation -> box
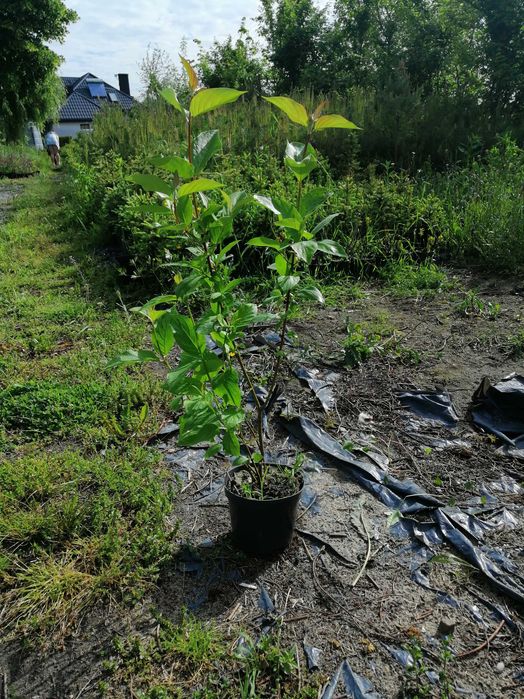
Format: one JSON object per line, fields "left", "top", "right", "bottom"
{"left": 0, "top": 144, "right": 46, "bottom": 178}
{"left": 0, "top": 175, "right": 174, "bottom": 637}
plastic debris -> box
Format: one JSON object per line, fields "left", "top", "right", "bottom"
{"left": 322, "top": 660, "right": 382, "bottom": 699}
{"left": 294, "top": 366, "right": 338, "bottom": 412}
{"left": 233, "top": 636, "right": 252, "bottom": 658}
{"left": 300, "top": 487, "right": 321, "bottom": 515}
{"left": 488, "top": 475, "right": 523, "bottom": 495}
{"left": 471, "top": 374, "right": 524, "bottom": 446}
{"left": 386, "top": 645, "right": 414, "bottom": 668}
{"left": 283, "top": 414, "right": 524, "bottom": 606}
{"left": 258, "top": 584, "right": 275, "bottom": 614}
{"left": 398, "top": 389, "right": 459, "bottom": 427}
{"left": 303, "top": 641, "right": 322, "bottom": 671}
{"left": 165, "top": 447, "right": 206, "bottom": 481}
{"left": 176, "top": 545, "right": 203, "bottom": 574}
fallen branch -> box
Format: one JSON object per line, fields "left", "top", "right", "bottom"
{"left": 457, "top": 620, "right": 505, "bottom": 659}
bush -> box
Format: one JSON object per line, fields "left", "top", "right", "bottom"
{"left": 0, "top": 144, "right": 44, "bottom": 177}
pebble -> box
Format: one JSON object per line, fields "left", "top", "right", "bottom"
{"left": 495, "top": 661, "right": 505, "bottom": 674}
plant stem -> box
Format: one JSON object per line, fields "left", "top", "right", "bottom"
{"left": 236, "top": 351, "right": 265, "bottom": 461}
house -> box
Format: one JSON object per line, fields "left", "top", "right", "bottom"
{"left": 54, "top": 73, "right": 134, "bottom": 140}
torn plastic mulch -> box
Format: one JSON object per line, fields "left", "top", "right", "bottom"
{"left": 321, "top": 659, "right": 382, "bottom": 699}
{"left": 294, "top": 366, "right": 338, "bottom": 412}
{"left": 471, "top": 374, "right": 524, "bottom": 457}
{"left": 398, "top": 388, "right": 459, "bottom": 427}
{"left": 282, "top": 414, "right": 524, "bottom": 607}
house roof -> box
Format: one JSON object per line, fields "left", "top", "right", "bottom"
{"left": 58, "top": 73, "right": 134, "bottom": 122}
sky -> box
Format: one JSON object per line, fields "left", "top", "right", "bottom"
{"left": 49, "top": 0, "right": 262, "bottom": 96}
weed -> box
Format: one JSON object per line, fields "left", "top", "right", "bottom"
{"left": 508, "top": 329, "right": 524, "bottom": 358}
{"left": 384, "top": 260, "right": 448, "bottom": 297}
{"left": 343, "top": 322, "right": 379, "bottom": 366}
{"left": 399, "top": 636, "right": 455, "bottom": 699}
{"left": 456, "top": 290, "right": 484, "bottom": 316}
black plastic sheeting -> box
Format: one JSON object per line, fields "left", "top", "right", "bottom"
{"left": 294, "top": 366, "right": 338, "bottom": 412}
{"left": 321, "top": 659, "right": 382, "bottom": 699}
{"left": 471, "top": 374, "right": 524, "bottom": 454}
{"left": 398, "top": 389, "right": 459, "bottom": 427}
{"left": 283, "top": 414, "right": 524, "bottom": 608}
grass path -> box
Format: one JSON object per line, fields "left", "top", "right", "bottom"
{"left": 0, "top": 174, "right": 174, "bottom": 640}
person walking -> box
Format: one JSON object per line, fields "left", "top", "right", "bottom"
{"left": 44, "top": 126, "right": 61, "bottom": 167}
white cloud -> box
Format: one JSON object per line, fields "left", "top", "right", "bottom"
{"left": 49, "top": 0, "right": 261, "bottom": 95}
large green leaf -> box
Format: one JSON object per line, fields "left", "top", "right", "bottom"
{"left": 284, "top": 142, "right": 317, "bottom": 181}
{"left": 176, "top": 196, "right": 193, "bottom": 226}
{"left": 278, "top": 275, "right": 300, "bottom": 292}
{"left": 316, "top": 239, "right": 346, "bottom": 257}
{"left": 159, "top": 87, "right": 185, "bottom": 115}
{"left": 263, "top": 96, "right": 308, "bottom": 127}
{"left": 222, "top": 430, "right": 241, "bottom": 456}
{"left": 190, "top": 88, "right": 246, "bottom": 117}
{"left": 253, "top": 194, "right": 281, "bottom": 215}
{"left": 106, "top": 349, "right": 159, "bottom": 369}
{"left": 128, "top": 173, "right": 173, "bottom": 196}
{"left": 174, "top": 273, "right": 204, "bottom": 299}
{"left": 180, "top": 56, "right": 199, "bottom": 91}
{"left": 170, "top": 314, "right": 206, "bottom": 357}
{"left": 247, "top": 236, "right": 283, "bottom": 250}
{"left": 152, "top": 313, "right": 174, "bottom": 357}
{"left": 212, "top": 368, "right": 241, "bottom": 407}
{"left": 177, "top": 178, "right": 223, "bottom": 197}
{"left": 179, "top": 398, "right": 221, "bottom": 446}
{"left": 291, "top": 240, "right": 318, "bottom": 263}
{"left": 150, "top": 155, "right": 194, "bottom": 178}
{"left": 192, "top": 130, "right": 222, "bottom": 174}
{"left": 300, "top": 187, "right": 328, "bottom": 217}
{"left": 299, "top": 286, "right": 325, "bottom": 304}
{"left": 314, "top": 114, "right": 360, "bottom": 131}
{"left": 232, "top": 303, "right": 258, "bottom": 329}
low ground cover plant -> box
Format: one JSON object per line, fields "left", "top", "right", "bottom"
{"left": 0, "top": 144, "right": 43, "bottom": 177}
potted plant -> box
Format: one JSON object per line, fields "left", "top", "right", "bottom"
{"left": 109, "top": 58, "right": 359, "bottom": 556}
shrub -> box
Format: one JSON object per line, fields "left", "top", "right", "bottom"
{"left": 0, "top": 144, "right": 43, "bottom": 177}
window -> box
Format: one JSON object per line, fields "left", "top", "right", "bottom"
{"left": 87, "top": 81, "right": 107, "bottom": 98}
{"left": 108, "top": 92, "right": 119, "bottom": 103}
{"left": 80, "top": 123, "right": 91, "bottom": 130}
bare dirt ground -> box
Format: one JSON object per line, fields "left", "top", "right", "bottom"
{"left": 3, "top": 270, "right": 523, "bottom": 698}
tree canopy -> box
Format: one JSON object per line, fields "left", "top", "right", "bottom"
{"left": 0, "top": 0, "right": 78, "bottom": 141}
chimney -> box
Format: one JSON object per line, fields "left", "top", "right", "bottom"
{"left": 118, "top": 73, "right": 130, "bottom": 95}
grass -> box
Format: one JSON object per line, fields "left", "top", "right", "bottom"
{"left": 383, "top": 260, "right": 449, "bottom": 297}
{"left": 100, "top": 611, "right": 318, "bottom": 698}
{"left": 0, "top": 144, "right": 48, "bottom": 178}
{"left": 0, "top": 173, "right": 175, "bottom": 639}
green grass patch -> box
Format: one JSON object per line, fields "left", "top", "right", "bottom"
{"left": 0, "top": 447, "right": 175, "bottom": 638}
{"left": 383, "top": 260, "right": 449, "bottom": 297}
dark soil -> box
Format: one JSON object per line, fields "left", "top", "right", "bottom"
{"left": 2, "top": 269, "right": 524, "bottom": 698}
{"left": 227, "top": 465, "right": 303, "bottom": 500}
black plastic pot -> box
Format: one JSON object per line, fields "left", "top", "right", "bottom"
{"left": 225, "top": 466, "right": 304, "bottom": 557}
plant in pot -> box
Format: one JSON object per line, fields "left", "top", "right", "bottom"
{"left": 109, "top": 59, "right": 359, "bottom": 556}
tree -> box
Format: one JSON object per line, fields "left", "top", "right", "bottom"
{"left": 197, "top": 21, "right": 270, "bottom": 95}
{"left": 257, "top": 0, "right": 328, "bottom": 92}
{"left": 0, "top": 0, "right": 77, "bottom": 141}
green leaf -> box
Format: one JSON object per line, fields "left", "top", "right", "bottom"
{"left": 170, "top": 314, "right": 206, "bottom": 357}
{"left": 253, "top": 194, "right": 280, "bottom": 215}
{"left": 174, "top": 274, "right": 204, "bottom": 299}
{"left": 232, "top": 303, "right": 258, "bottom": 328}
{"left": 274, "top": 254, "right": 288, "bottom": 275}
{"left": 247, "top": 236, "right": 282, "bottom": 250}
{"left": 278, "top": 275, "right": 300, "bottom": 292}
{"left": 314, "top": 114, "right": 360, "bottom": 131}
{"left": 299, "top": 187, "right": 328, "bottom": 217}
{"left": 227, "top": 191, "right": 251, "bottom": 216}
{"left": 316, "top": 239, "right": 346, "bottom": 257}
{"left": 152, "top": 313, "right": 175, "bottom": 357}
{"left": 275, "top": 217, "right": 302, "bottom": 231}
{"left": 178, "top": 178, "right": 222, "bottom": 197}
{"left": 222, "top": 407, "right": 245, "bottom": 430}
{"left": 159, "top": 87, "right": 185, "bottom": 115}
{"left": 300, "top": 286, "right": 325, "bottom": 303}
{"left": 205, "top": 444, "right": 222, "bottom": 458}
{"left": 190, "top": 88, "right": 246, "bottom": 117}
{"left": 176, "top": 196, "right": 193, "bottom": 226}
{"left": 128, "top": 174, "right": 173, "bottom": 196}
{"left": 136, "top": 203, "right": 173, "bottom": 216}
{"left": 106, "top": 349, "right": 159, "bottom": 369}
{"left": 222, "top": 430, "right": 241, "bottom": 456}
{"left": 311, "top": 213, "right": 340, "bottom": 235}
{"left": 150, "top": 155, "right": 194, "bottom": 178}
{"left": 263, "top": 96, "right": 308, "bottom": 126}
{"left": 179, "top": 398, "right": 221, "bottom": 446}
{"left": 291, "top": 240, "right": 318, "bottom": 263}
{"left": 212, "top": 368, "right": 241, "bottom": 407}
{"left": 192, "top": 130, "right": 222, "bottom": 174}
{"left": 285, "top": 153, "right": 317, "bottom": 182}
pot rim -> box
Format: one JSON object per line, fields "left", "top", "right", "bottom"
{"left": 225, "top": 464, "right": 304, "bottom": 503}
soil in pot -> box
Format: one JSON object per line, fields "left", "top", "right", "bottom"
{"left": 225, "top": 465, "right": 304, "bottom": 557}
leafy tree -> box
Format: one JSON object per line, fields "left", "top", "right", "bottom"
{"left": 0, "top": 0, "right": 77, "bottom": 141}
{"left": 257, "top": 0, "right": 328, "bottom": 91}
{"left": 197, "top": 21, "right": 270, "bottom": 95}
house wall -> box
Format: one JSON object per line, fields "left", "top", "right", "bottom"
{"left": 54, "top": 121, "right": 92, "bottom": 140}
